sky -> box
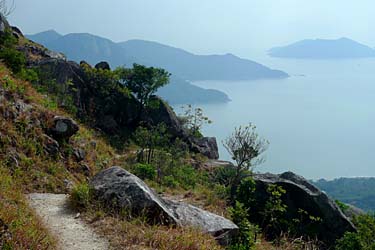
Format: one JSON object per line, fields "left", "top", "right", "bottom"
{"left": 8, "top": 0, "right": 375, "bottom": 58}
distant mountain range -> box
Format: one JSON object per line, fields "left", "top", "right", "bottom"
{"left": 27, "top": 30, "right": 288, "bottom": 104}
{"left": 269, "top": 37, "right": 375, "bottom": 59}
{"left": 313, "top": 177, "right": 375, "bottom": 211}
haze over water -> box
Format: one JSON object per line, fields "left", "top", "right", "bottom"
{"left": 188, "top": 55, "right": 375, "bottom": 180}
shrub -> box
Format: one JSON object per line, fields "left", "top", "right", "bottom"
{"left": 70, "top": 183, "right": 91, "bottom": 209}
{"left": 228, "top": 201, "right": 258, "bottom": 250}
{"left": 162, "top": 175, "right": 179, "bottom": 188}
{"left": 0, "top": 47, "right": 26, "bottom": 73}
{"left": 133, "top": 163, "right": 156, "bottom": 180}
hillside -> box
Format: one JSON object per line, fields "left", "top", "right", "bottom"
{"left": 269, "top": 37, "right": 375, "bottom": 59}
{"left": 314, "top": 177, "right": 375, "bottom": 211}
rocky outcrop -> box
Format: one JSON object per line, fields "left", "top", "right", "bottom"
{"left": 48, "top": 116, "right": 79, "bottom": 140}
{"left": 146, "top": 96, "right": 219, "bottom": 159}
{"left": 190, "top": 137, "right": 219, "bottom": 159}
{"left": 90, "top": 166, "right": 179, "bottom": 225}
{"left": 165, "top": 199, "right": 238, "bottom": 245}
{"left": 252, "top": 171, "right": 356, "bottom": 245}
{"left": 95, "top": 61, "right": 110, "bottom": 70}
{"left": 90, "top": 166, "right": 238, "bottom": 244}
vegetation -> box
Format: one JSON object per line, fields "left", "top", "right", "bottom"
{"left": 223, "top": 123, "right": 269, "bottom": 198}
{"left": 116, "top": 63, "right": 170, "bottom": 119}
{"left": 179, "top": 104, "right": 212, "bottom": 138}
{"left": 336, "top": 214, "right": 375, "bottom": 250}
{"left": 314, "top": 177, "right": 375, "bottom": 211}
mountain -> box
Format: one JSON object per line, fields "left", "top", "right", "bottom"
{"left": 313, "top": 177, "right": 375, "bottom": 211}
{"left": 119, "top": 39, "right": 288, "bottom": 80}
{"left": 269, "top": 37, "right": 375, "bottom": 59}
{"left": 27, "top": 31, "right": 288, "bottom": 81}
{"left": 26, "top": 31, "right": 232, "bottom": 104}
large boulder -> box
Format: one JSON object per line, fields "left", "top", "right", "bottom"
{"left": 165, "top": 199, "right": 238, "bottom": 245}
{"left": 90, "top": 166, "right": 238, "bottom": 245}
{"left": 48, "top": 116, "right": 79, "bottom": 140}
{"left": 89, "top": 166, "right": 179, "bottom": 225}
{"left": 252, "top": 172, "right": 356, "bottom": 245}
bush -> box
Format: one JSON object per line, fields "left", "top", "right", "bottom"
{"left": 228, "top": 201, "right": 258, "bottom": 249}
{"left": 335, "top": 214, "right": 375, "bottom": 250}
{"left": 133, "top": 163, "right": 156, "bottom": 180}
{"left": 162, "top": 175, "right": 179, "bottom": 188}
{"left": 0, "top": 47, "right": 26, "bottom": 74}
{"left": 70, "top": 183, "right": 91, "bottom": 209}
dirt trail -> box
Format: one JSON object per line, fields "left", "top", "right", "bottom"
{"left": 28, "top": 193, "right": 109, "bottom": 250}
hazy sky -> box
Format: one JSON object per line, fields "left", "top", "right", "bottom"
{"left": 8, "top": 0, "right": 375, "bottom": 58}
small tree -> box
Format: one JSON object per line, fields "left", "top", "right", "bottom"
{"left": 179, "top": 104, "right": 212, "bottom": 137}
{"left": 116, "top": 64, "right": 170, "bottom": 119}
{"left": 0, "top": 0, "right": 15, "bottom": 17}
{"left": 223, "top": 123, "right": 269, "bottom": 197}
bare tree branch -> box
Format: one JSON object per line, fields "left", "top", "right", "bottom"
{"left": 0, "top": 0, "right": 15, "bottom": 17}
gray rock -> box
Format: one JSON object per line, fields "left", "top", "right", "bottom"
{"left": 252, "top": 171, "right": 356, "bottom": 245}
{"left": 165, "top": 199, "right": 238, "bottom": 245}
{"left": 89, "top": 166, "right": 179, "bottom": 225}
{"left": 49, "top": 116, "right": 79, "bottom": 140}
{"left": 42, "top": 134, "right": 60, "bottom": 156}
{"left": 95, "top": 61, "right": 110, "bottom": 71}
{"left": 90, "top": 167, "right": 238, "bottom": 245}
{"left": 190, "top": 137, "right": 219, "bottom": 159}
{"left": 73, "top": 148, "right": 86, "bottom": 162}
{"left": 342, "top": 204, "right": 366, "bottom": 220}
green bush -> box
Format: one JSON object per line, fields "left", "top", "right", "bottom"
{"left": 162, "top": 175, "right": 179, "bottom": 188}
{"left": 0, "top": 47, "right": 26, "bottom": 74}
{"left": 228, "top": 201, "right": 258, "bottom": 250}
{"left": 335, "top": 214, "right": 375, "bottom": 250}
{"left": 133, "top": 163, "right": 156, "bottom": 180}
{"left": 70, "top": 183, "right": 91, "bottom": 209}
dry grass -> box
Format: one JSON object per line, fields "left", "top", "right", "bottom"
{"left": 82, "top": 212, "right": 223, "bottom": 250}
{"left": 0, "top": 166, "right": 56, "bottom": 249}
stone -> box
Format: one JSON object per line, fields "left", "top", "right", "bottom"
{"left": 190, "top": 137, "right": 219, "bottom": 159}
{"left": 89, "top": 166, "right": 179, "bottom": 225}
{"left": 95, "top": 61, "right": 111, "bottom": 71}
{"left": 252, "top": 171, "right": 356, "bottom": 245}
{"left": 42, "top": 134, "right": 60, "bottom": 156}
{"left": 48, "top": 116, "right": 79, "bottom": 140}
{"left": 73, "top": 148, "right": 86, "bottom": 162}
{"left": 165, "top": 199, "right": 238, "bottom": 245}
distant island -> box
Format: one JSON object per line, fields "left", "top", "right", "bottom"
{"left": 27, "top": 30, "right": 288, "bottom": 104}
{"left": 269, "top": 37, "right": 375, "bottom": 59}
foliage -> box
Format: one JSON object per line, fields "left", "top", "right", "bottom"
{"left": 228, "top": 201, "right": 259, "bottom": 250}
{"left": 134, "top": 123, "right": 170, "bottom": 164}
{"left": 314, "top": 177, "right": 375, "bottom": 211}
{"left": 116, "top": 63, "right": 170, "bottom": 117}
{"left": 223, "top": 123, "right": 269, "bottom": 198}
{"left": 335, "top": 214, "right": 375, "bottom": 250}
{"left": 70, "top": 183, "right": 92, "bottom": 209}
{"left": 133, "top": 163, "right": 156, "bottom": 180}
{"left": 178, "top": 104, "right": 212, "bottom": 138}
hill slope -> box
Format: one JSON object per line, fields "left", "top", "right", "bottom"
{"left": 313, "top": 177, "right": 375, "bottom": 211}
{"left": 269, "top": 37, "right": 375, "bottom": 59}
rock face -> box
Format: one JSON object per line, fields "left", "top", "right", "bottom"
{"left": 90, "top": 166, "right": 238, "bottom": 244}
{"left": 146, "top": 96, "right": 220, "bottom": 159}
{"left": 190, "top": 137, "right": 219, "bottom": 160}
{"left": 165, "top": 199, "right": 238, "bottom": 245}
{"left": 48, "top": 116, "right": 79, "bottom": 140}
{"left": 90, "top": 166, "right": 179, "bottom": 225}
{"left": 95, "top": 61, "right": 110, "bottom": 70}
{"left": 252, "top": 172, "right": 356, "bottom": 245}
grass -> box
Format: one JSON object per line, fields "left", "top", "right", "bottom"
{"left": 0, "top": 166, "right": 56, "bottom": 249}
{"left": 82, "top": 210, "right": 223, "bottom": 250}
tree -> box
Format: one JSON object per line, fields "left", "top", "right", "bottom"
{"left": 116, "top": 64, "right": 170, "bottom": 119}
{"left": 223, "top": 123, "right": 269, "bottom": 197}
{"left": 0, "top": 0, "right": 15, "bottom": 17}
{"left": 179, "top": 104, "right": 212, "bottom": 138}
